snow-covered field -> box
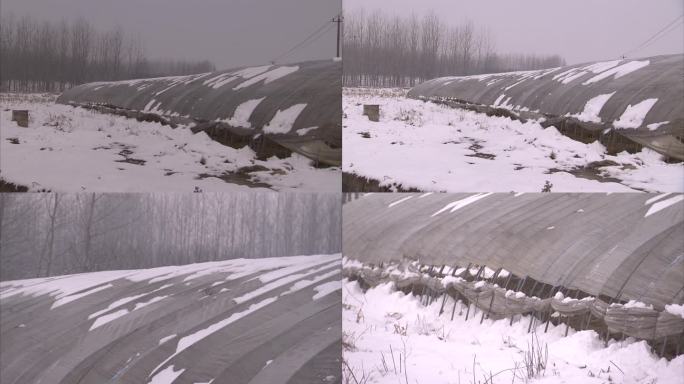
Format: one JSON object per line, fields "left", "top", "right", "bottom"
{"left": 0, "top": 94, "right": 339, "bottom": 192}
{"left": 343, "top": 88, "right": 682, "bottom": 192}
{"left": 342, "top": 279, "right": 684, "bottom": 384}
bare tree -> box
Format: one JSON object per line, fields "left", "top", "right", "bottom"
{"left": 37, "top": 194, "right": 60, "bottom": 276}
{"left": 342, "top": 9, "right": 566, "bottom": 87}
{"left": 0, "top": 14, "right": 216, "bottom": 92}
{"left": 0, "top": 193, "right": 341, "bottom": 281}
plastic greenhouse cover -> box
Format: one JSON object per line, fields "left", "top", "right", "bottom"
{"left": 343, "top": 193, "right": 683, "bottom": 309}
{"left": 57, "top": 59, "right": 341, "bottom": 165}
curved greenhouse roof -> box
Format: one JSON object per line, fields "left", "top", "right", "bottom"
{"left": 57, "top": 59, "right": 342, "bottom": 165}
{"left": 407, "top": 54, "right": 684, "bottom": 160}
{"left": 0, "top": 254, "right": 341, "bottom": 384}
{"left": 343, "top": 193, "right": 684, "bottom": 310}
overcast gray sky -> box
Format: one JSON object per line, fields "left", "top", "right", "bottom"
{"left": 2, "top": 0, "right": 341, "bottom": 69}
{"left": 345, "top": 0, "right": 684, "bottom": 64}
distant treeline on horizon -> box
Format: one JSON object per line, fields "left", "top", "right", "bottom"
{"left": 342, "top": 9, "right": 566, "bottom": 87}
{"left": 0, "top": 14, "right": 216, "bottom": 93}
{"left": 0, "top": 193, "right": 342, "bottom": 281}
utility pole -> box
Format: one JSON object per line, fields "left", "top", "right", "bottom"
{"left": 332, "top": 15, "right": 343, "bottom": 58}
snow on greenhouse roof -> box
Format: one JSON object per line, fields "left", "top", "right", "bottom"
{"left": 343, "top": 193, "right": 684, "bottom": 309}
{"left": 408, "top": 54, "right": 684, "bottom": 160}
{"left": 0, "top": 254, "right": 341, "bottom": 384}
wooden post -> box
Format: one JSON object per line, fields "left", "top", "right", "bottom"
{"left": 11, "top": 110, "right": 29, "bottom": 127}
{"left": 544, "top": 310, "right": 552, "bottom": 333}
{"left": 503, "top": 273, "right": 513, "bottom": 290}
{"left": 516, "top": 276, "right": 528, "bottom": 292}
{"left": 481, "top": 292, "right": 495, "bottom": 324}
{"left": 528, "top": 311, "right": 536, "bottom": 333}
{"left": 583, "top": 312, "right": 593, "bottom": 330}
{"left": 660, "top": 335, "right": 668, "bottom": 357}
{"left": 471, "top": 295, "right": 480, "bottom": 321}
{"left": 363, "top": 105, "right": 380, "bottom": 122}
{"left": 439, "top": 293, "right": 447, "bottom": 315}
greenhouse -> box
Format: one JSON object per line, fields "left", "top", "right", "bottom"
{"left": 407, "top": 54, "right": 684, "bottom": 160}
{"left": 343, "top": 193, "right": 684, "bottom": 356}
{"left": 0, "top": 255, "right": 341, "bottom": 384}
{"left": 57, "top": 59, "right": 342, "bottom": 166}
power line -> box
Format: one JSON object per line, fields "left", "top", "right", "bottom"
{"left": 272, "top": 16, "right": 337, "bottom": 64}
{"left": 637, "top": 21, "right": 682, "bottom": 53}
{"left": 276, "top": 24, "right": 334, "bottom": 64}
{"left": 621, "top": 13, "right": 683, "bottom": 58}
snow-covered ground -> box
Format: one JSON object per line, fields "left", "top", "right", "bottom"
{"left": 343, "top": 88, "right": 683, "bottom": 192}
{"left": 0, "top": 94, "right": 339, "bottom": 192}
{"left": 343, "top": 279, "right": 684, "bottom": 384}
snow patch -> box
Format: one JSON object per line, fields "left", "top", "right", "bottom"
{"left": 151, "top": 297, "right": 277, "bottom": 376}
{"left": 220, "top": 97, "right": 265, "bottom": 128}
{"left": 148, "top": 365, "right": 185, "bottom": 384}
{"left": 233, "top": 66, "right": 299, "bottom": 90}
{"left": 645, "top": 195, "right": 684, "bottom": 217}
{"left": 665, "top": 304, "right": 684, "bottom": 319}
{"left": 295, "top": 126, "right": 318, "bottom": 136}
{"left": 159, "top": 334, "right": 177, "bottom": 345}
{"left": 263, "top": 104, "right": 307, "bottom": 134}
{"left": 646, "top": 121, "right": 669, "bottom": 131}
{"left": 431, "top": 193, "right": 492, "bottom": 217}
{"left": 613, "top": 98, "right": 658, "bottom": 129}
{"left": 52, "top": 283, "right": 113, "bottom": 309}
{"left": 90, "top": 309, "right": 129, "bottom": 330}
{"left": 388, "top": 195, "right": 413, "bottom": 208}
{"left": 568, "top": 92, "right": 615, "bottom": 123}
{"left": 583, "top": 60, "right": 650, "bottom": 84}
{"left": 312, "top": 280, "right": 341, "bottom": 300}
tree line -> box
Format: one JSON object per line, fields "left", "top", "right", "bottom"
{"left": 343, "top": 10, "right": 566, "bottom": 87}
{"left": 0, "top": 193, "right": 341, "bottom": 280}
{"left": 0, "top": 14, "right": 216, "bottom": 93}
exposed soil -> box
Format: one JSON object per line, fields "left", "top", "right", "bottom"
{"left": 546, "top": 160, "right": 647, "bottom": 190}
{"left": 465, "top": 152, "right": 496, "bottom": 160}
{"left": 197, "top": 165, "right": 274, "bottom": 189}
{"left": 0, "top": 179, "right": 29, "bottom": 192}
{"left": 342, "top": 172, "right": 422, "bottom": 192}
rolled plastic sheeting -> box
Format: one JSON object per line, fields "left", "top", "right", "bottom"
{"left": 345, "top": 263, "right": 684, "bottom": 340}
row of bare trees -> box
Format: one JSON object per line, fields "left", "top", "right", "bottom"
{"left": 343, "top": 10, "right": 566, "bottom": 87}
{"left": 0, "top": 193, "right": 341, "bottom": 280}
{"left": 0, "top": 14, "right": 216, "bottom": 93}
